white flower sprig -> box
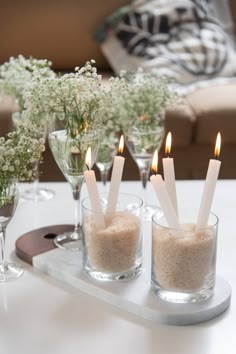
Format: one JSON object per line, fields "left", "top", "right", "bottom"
{"left": 119, "top": 68, "right": 180, "bottom": 131}
{"left": 0, "top": 55, "right": 55, "bottom": 111}
{"left": 0, "top": 121, "right": 45, "bottom": 184}
{"left": 22, "top": 60, "right": 102, "bottom": 136}
{"left": 96, "top": 76, "right": 129, "bottom": 160}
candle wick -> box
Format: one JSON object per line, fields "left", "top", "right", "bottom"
{"left": 151, "top": 169, "right": 157, "bottom": 176}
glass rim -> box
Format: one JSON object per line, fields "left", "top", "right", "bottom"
{"left": 48, "top": 128, "right": 98, "bottom": 141}
{"left": 152, "top": 211, "right": 219, "bottom": 231}
{"left": 127, "top": 125, "right": 164, "bottom": 135}
{"left": 81, "top": 192, "right": 143, "bottom": 214}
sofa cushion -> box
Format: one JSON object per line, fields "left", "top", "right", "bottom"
{"left": 187, "top": 84, "right": 236, "bottom": 144}
{"left": 100, "top": 0, "right": 236, "bottom": 89}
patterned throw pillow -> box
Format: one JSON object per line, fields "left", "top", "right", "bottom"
{"left": 97, "top": 0, "right": 236, "bottom": 88}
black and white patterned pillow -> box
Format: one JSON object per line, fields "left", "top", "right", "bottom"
{"left": 100, "top": 0, "right": 236, "bottom": 87}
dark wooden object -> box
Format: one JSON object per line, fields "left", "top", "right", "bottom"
{"left": 15, "top": 224, "right": 74, "bottom": 265}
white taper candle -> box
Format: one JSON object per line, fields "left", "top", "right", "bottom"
{"left": 196, "top": 133, "right": 221, "bottom": 230}
{"left": 106, "top": 135, "right": 125, "bottom": 213}
{"left": 84, "top": 147, "right": 105, "bottom": 229}
{"left": 163, "top": 132, "right": 178, "bottom": 217}
{"left": 150, "top": 149, "right": 180, "bottom": 230}
{"left": 150, "top": 174, "right": 180, "bottom": 229}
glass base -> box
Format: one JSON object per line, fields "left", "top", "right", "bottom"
{"left": 151, "top": 281, "right": 214, "bottom": 303}
{"left": 85, "top": 262, "right": 142, "bottom": 281}
{"left": 54, "top": 231, "right": 81, "bottom": 251}
{"left": 144, "top": 205, "right": 163, "bottom": 221}
{"left": 0, "top": 263, "right": 24, "bottom": 282}
{"left": 21, "top": 187, "right": 55, "bottom": 202}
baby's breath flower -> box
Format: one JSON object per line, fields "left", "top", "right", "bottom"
{"left": 0, "top": 121, "right": 44, "bottom": 185}
{"left": 0, "top": 54, "right": 55, "bottom": 111}
{"left": 23, "top": 60, "right": 102, "bottom": 136}
{"left": 119, "top": 69, "right": 180, "bottom": 131}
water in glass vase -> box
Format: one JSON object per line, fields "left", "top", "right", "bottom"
{"left": 48, "top": 130, "right": 91, "bottom": 185}
{"left": 126, "top": 126, "right": 164, "bottom": 219}
{"left": 48, "top": 128, "right": 98, "bottom": 251}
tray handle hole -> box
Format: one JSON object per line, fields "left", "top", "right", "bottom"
{"left": 44, "top": 233, "right": 57, "bottom": 239}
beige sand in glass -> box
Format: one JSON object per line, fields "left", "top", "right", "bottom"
{"left": 152, "top": 223, "right": 216, "bottom": 292}
{"left": 84, "top": 212, "right": 141, "bottom": 273}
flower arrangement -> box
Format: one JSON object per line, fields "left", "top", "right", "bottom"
{"left": 119, "top": 68, "right": 180, "bottom": 132}
{"left": 0, "top": 122, "right": 45, "bottom": 184}
{"left": 0, "top": 55, "right": 55, "bottom": 111}
{"left": 22, "top": 60, "right": 102, "bottom": 137}
{"left": 96, "top": 76, "right": 129, "bottom": 163}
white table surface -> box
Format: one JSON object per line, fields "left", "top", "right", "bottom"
{"left": 1, "top": 180, "right": 236, "bottom": 354}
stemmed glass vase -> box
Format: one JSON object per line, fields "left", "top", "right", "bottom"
{"left": 12, "top": 111, "right": 55, "bottom": 202}
{"left": 96, "top": 132, "right": 119, "bottom": 196}
{"left": 48, "top": 113, "right": 99, "bottom": 251}
{"left": 126, "top": 123, "right": 164, "bottom": 220}
{"left": 0, "top": 179, "right": 24, "bottom": 282}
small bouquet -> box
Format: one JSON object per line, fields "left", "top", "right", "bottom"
{"left": 0, "top": 55, "right": 55, "bottom": 111}
{"left": 0, "top": 121, "right": 45, "bottom": 203}
{"left": 22, "top": 60, "right": 102, "bottom": 137}
{"left": 119, "top": 68, "right": 180, "bottom": 132}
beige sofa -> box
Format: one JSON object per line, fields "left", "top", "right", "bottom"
{"left": 1, "top": 0, "right": 236, "bottom": 181}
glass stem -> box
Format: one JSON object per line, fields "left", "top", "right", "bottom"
{"left": 32, "top": 160, "right": 40, "bottom": 194}
{"left": 72, "top": 179, "right": 83, "bottom": 234}
{"left": 100, "top": 168, "right": 109, "bottom": 187}
{"left": 0, "top": 228, "right": 8, "bottom": 272}
{"left": 140, "top": 169, "right": 149, "bottom": 209}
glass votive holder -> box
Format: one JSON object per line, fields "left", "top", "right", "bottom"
{"left": 151, "top": 211, "right": 218, "bottom": 303}
{"left": 82, "top": 193, "right": 143, "bottom": 281}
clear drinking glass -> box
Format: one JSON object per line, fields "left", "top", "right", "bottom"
{"left": 12, "top": 111, "right": 55, "bottom": 202}
{"left": 0, "top": 179, "right": 24, "bottom": 282}
{"left": 82, "top": 193, "right": 143, "bottom": 281}
{"left": 48, "top": 113, "right": 99, "bottom": 251}
{"left": 151, "top": 210, "right": 218, "bottom": 303}
{"left": 126, "top": 123, "right": 164, "bottom": 219}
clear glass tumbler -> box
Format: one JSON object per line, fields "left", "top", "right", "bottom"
{"left": 151, "top": 211, "right": 218, "bottom": 303}
{"left": 82, "top": 193, "right": 143, "bottom": 281}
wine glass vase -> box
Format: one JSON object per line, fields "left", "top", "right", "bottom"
{"left": 0, "top": 179, "right": 24, "bottom": 282}
{"left": 96, "top": 134, "right": 119, "bottom": 196}
{"left": 12, "top": 111, "right": 55, "bottom": 202}
{"left": 48, "top": 113, "right": 99, "bottom": 251}
{"left": 126, "top": 125, "right": 164, "bottom": 220}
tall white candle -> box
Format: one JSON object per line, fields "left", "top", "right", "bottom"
{"left": 106, "top": 135, "right": 125, "bottom": 213}
{"left": 196, "top": 133, "right": 221, "bottom": 230}
{"left": 162, "top": 132, "right": 178, "bottom": 217}
{"left": 150, "top": 150, "right": 180, "bottom": 230}
{"left": 84, "top": 147, "right": 105, "bottom": 229}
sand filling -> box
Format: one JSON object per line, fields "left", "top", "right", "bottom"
{"left": 84, "top": 212, "right": 141, "bottom": 273}
{"left": 152, "top": 223, "right": 215, "bottom": 292}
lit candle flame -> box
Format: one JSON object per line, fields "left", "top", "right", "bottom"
{"left": 165, "top": 132, "right": 172, "bottom": 156}
{"left": 118, "top": 135, "right": 124, "bottom": 155}
{"left": 214, "top": 132, "right": 221, "bottom": 158}
{"left": 151, "top": 149, "right": 158, "bottom": 174}
{"left": 85, "top": 146, "right": 91, "bottom": 169}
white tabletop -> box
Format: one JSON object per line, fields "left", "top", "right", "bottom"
{"left": 1, "top": 180, "right": 236, "bottom": 354}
